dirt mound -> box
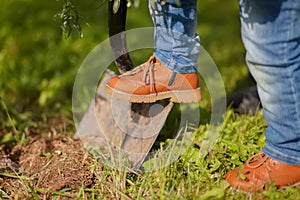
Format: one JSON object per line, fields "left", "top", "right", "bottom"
{"left": 0, "top": 136, "right": 100, "bottom": 199}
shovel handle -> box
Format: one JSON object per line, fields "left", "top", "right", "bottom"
{"left": 108, "top": 0, "right": 134, "bottom": 74}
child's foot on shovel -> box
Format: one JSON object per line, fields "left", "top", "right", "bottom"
{"left": 105, "top": 56, "right": 201, "bottom": 103}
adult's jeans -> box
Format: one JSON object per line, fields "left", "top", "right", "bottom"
{"left": 239, "top": 0, "right": 300, "bottom": 165}
{"left": 149, "top": 0, "right": 200, "bottom": 73}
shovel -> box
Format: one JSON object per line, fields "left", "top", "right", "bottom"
{"left": 74, "top": 0, "right": 173, "bottom": 170}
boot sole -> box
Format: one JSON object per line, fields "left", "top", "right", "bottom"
{"left": 228, "top": 181, "right": 300, "bottom": 193}
{"left": 105, "top": 85, "right": 201, "bottom": 103}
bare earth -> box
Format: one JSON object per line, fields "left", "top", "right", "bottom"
{"left": 0, "top": 117, "right": 114, "bottom": 199}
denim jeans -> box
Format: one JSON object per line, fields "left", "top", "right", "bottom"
{"left": 149, "top": 0, "right": 200, "bottom": 73}
{"left": 239, "top": 0, "right": 300, "bottom": 165}
{"left": 150, "top": 0, "right": 300, "bottom": 165}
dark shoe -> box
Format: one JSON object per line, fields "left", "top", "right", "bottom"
{"left": 226, "top": 152, "right": 300, "bottom": 192}
{"left": 105, "top": 56, "right": 201, "bottom": 103}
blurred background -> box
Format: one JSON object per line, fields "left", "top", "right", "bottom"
{"left": 0, "top": 0, "right": 253, "bottom": 130}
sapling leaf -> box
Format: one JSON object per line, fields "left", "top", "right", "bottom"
{"left": 113, "top": 0, "right": 121, "bottom": 14}
{"left": 54, "top": 0, "right": 86, "bottom": 38}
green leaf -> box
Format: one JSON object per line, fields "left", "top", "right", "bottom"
{"left": 28, "top": 185, "right": 40, "bottom": 200}
{"left": 113, "top": 0, "right": 121, "bottom": 14}
{"left": 0, "top": 132, "right": 14, "bottom": 144}
{"left": 40, "top": 152, "right": 52, "bottom": 158}
{"left": 199, "top": 188, "right": 225, "bottom": 200}
{"left": 54, "top": 0, "right": 85, "bottom": 38}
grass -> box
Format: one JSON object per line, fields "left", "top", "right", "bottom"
{"left": 1, "top": 0, "right": 299, "bottom": 199}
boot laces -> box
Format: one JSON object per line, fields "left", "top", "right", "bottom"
{"left": 121, "top": 56, "right": 156, "bottom": 92}
{"left": 246, "top": 152, "right": 272, "bottom": 171}
{"left": 243, "top": 152, "right": 280, "bottom": 187}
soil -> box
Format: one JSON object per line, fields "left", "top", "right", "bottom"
{"left": 0, "top": 117, "right": 111, "bottom": 199}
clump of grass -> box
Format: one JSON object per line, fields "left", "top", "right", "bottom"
{"left": 1, "top": 110, "right": 299, "bottom": 199}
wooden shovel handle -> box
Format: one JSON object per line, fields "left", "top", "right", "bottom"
{"left": 108, "top": 0, "right": 134, "bottom": 74}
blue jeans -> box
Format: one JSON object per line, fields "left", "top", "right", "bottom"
{"left": 149, "top": 0, "right": 200, "bottom": 73}
{"left": 239, "top": 0, "right": 300, "bottom": 165}
{"left": 150, "top": 0, "right": 300, "bottom": 165}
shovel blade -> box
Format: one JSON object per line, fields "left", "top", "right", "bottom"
{"left": 74, "top": 70, "right": 173, "bottom": 170}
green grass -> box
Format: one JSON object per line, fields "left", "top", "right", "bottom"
{"left": 1, "top": 0, "right": 299, "bottom": 199}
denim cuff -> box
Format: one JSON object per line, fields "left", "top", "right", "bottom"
{"left": 154, "top": 51, "right": 198, "bottom": 73}
{"left": 263, "top": 143, "right": 300, "bottom": 166}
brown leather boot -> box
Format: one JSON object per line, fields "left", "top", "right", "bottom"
{"left": 105, "top": 56, "right": 201, "bottom": 103}
{"left": 226, "top": 152, "right": 300, "bottom": 192}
